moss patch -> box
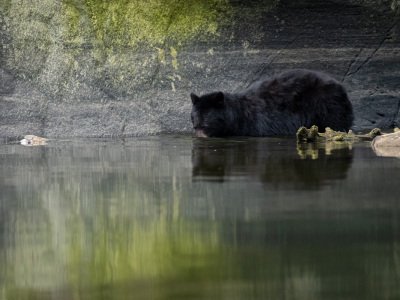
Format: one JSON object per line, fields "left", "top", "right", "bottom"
{"left": 62, "top": 0, "right": 231, "bottom": 48}
{"left": 1, "top": 0, "right": 232, "bottom": 99}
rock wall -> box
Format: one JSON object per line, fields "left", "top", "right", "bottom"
{"left": 0, "top": 0, "right": 399, "bottom": 138}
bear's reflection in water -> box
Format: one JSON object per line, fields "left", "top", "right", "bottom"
{"left": 192, "top": 138, "right": 353, "bottom": 189}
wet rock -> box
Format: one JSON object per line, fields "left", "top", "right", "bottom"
{"left": 352, "top": 95, "right": 400, "bottom": 131}
{"left": 372, "top": 131, "right": 400, "bottom": 158}
{"left": 20, "top": 135, "right": 48, "bottom": 146}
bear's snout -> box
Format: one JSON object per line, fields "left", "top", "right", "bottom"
{"left": 195, "top": 129, "right": 208, "bottom": 138}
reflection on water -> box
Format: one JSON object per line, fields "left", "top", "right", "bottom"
{"left": 192, "top": 139, "right": 353, "bottom": 189}
{"left": 0, "top": 136, "right": 399, "bottom": 300}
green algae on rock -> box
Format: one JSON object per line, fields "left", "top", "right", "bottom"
{"left": 296, "top": 126, "right": 382, "bottom": 143}
{"left": 63, "top": 0, "right": 231, "bottom": 48}
{"left": 1, "top": 0, "right": 232, "bottom": 99}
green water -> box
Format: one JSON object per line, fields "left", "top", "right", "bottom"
{"left": 0, "top": 136, "right": 399, "bottom": 300}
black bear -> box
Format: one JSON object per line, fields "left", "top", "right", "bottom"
{"left": 190, "top": 69, "right": 354, "bottom": 137}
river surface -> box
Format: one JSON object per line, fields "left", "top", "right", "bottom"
{"left": 0, "top": 136, "right": 399, "bottom": 300}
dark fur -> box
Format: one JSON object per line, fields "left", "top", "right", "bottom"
{"left": 190, "top": 69, "right": 354, "bottom": 137}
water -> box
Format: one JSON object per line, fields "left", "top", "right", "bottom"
{"left": 0, "top": 136, "right": 399, "bottom": 300}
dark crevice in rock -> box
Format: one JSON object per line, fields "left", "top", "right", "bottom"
{"left": 346, "top": 18, "right": 400, "bottom": 77}
{"left": 394, "top": 99, "right": 400, "bottom": 127}
{"left": 341, "top": 48, "right": 363, "bottom": 82}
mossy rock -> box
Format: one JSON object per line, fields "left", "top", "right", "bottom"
{"left": 296, "top": 126, "right": 382, "bottom": 143}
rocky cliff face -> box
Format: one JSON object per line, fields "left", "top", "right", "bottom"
{"left": 0, "top": 0, "right": 399, "bottom": 138}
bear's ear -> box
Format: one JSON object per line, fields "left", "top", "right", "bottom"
{"left": 190, "top": 93, "right": 200, "bottom": 105}
{"left": 213, "top": 91, "right": 225, "bottom": 107}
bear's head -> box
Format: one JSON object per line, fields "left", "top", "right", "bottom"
{"left": 190, "top": 91, "right": 228, "bottom": 137}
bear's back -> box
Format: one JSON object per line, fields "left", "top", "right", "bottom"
{"left": 240, "top": 69, "right": 353, "bottom": 133}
